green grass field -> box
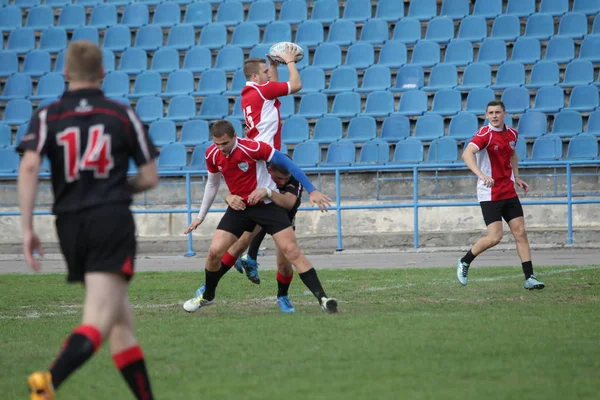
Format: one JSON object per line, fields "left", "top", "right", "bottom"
{"left": 1, "top": 265, "right": 599, "bottom": 400}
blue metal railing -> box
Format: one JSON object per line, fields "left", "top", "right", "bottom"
{"left": 0, "top": 160, "right": 598, "bottom": 255}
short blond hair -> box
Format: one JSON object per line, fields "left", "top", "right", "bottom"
{"left": 65, "top": 40, "right": 103, "bottom": 83}
{"left": 243, "top": 58, "right": 266, "bottom": 80}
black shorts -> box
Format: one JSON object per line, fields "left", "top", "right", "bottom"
{"left": 480, "top": 196, "right": 524, "bottom": 226}
{"left": 217, "top": 202, "right": 292, "bottom": 238}
{"left": 56, "top": 204, "right": 137, "bottom": 283}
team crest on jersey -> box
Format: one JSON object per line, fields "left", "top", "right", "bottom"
{"left": 509, "top": 141, "right": 516, "bottom": 149}
{"left": 75, "top": 99, "right": 92, "bottom": 112}
{"left": 238, "top": 162, "right": 249, "bottom": 172}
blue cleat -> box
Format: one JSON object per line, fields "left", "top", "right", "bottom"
{"left": 195, "top": 284, "right": 205, "bottom": 298}
{"left": 276, "top": 296, "right": 296, "bottom": 313}
{"left": 239, "top": 254, "right": 260, "bottom": 284}
{"left": 524, "top": 275, "right": 545, "bottom": 290}
{"left": 233, "top": 257, "right": 244, "bottom": 274}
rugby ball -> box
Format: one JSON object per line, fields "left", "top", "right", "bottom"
{"left": 268, "top": 42, "right": 304, "bottom": 65}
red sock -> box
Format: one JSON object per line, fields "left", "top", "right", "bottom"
{"left": 113, "top": 345, "right": 154, "bottom": 400}
{"left": 221, "top": 251, "right": 237, "bottom": 267}
{"left": 276, "top": 271, "right": 294, "bottom": 285}
{"left": 277, "top": 271, "right": 293, "bottom": 297}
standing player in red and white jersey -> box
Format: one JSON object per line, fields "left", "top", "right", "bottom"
{"left": 457, "top": 100, "right": 545, "bottom": 290}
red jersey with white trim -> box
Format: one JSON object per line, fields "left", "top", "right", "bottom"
{"left": 469, "top": 124, "right": 518, "bottom": 202}
{"left": 240, "top": 80, "right": 290, "bottom": 151}
{"left": 205, "top": 138, "right": 278, "bottom": 202}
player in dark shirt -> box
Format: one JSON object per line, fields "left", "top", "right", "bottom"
{"left": 17, "top": 40, "right": 158, "bottom": 400}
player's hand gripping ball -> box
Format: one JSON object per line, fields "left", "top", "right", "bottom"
{"left": 268, "top": 42, "right": 304, "bottom": 65}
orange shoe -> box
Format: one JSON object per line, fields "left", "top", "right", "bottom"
{"left": 28, "top": 372, "right": 55, "bottom": 400}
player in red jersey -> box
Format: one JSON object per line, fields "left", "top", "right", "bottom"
{"left": 182, "top": 120, "right": 338, "bottom": 314}
{"left": 17, "top": 41, "right": 157, "bottom": 400}
{"left": 457, "top": 100, "right": 545, "bottom": 290}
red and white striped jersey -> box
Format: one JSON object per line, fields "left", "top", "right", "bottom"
{"left": 240, "top": 81, "right": 290, "bottom": 151}
{"left": 468, "top": 124, "right": 519, "bottom": 202}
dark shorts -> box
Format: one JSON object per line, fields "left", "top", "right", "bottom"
{"left": 480, "top": 196, "right": 524, "bottom": 226}
{"left": 56, "top": 204, "right": 137, "bottom": 283}
{"left": 217, "top": 202, "right": 292, "bottom": 238}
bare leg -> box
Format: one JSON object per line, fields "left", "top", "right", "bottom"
{"left": 205, "top": 229, "right": 240, "bottom": 272}
{"left": 508, "top": 216, "right": 531, "bottom": 262}
{"left": 470, "top": 221, "right": 504, "bottom": 256}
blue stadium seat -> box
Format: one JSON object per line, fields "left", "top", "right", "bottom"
{"left": 280, "top": 0, "right": 308, "bottom": 25}
{"left": 165, "top": 95, "right": 196, "bottom": 123}
{"left": 121, "top": 3, "right": 149, "bottom": 28}
{"left": 53, "top": 50, "right": 65, "bottom": 73}
{"left": 560, "top": 60, "right": 594, "bottom": 87}
{"left": 134, "top": 25, "right": 162, "bottom": 52}
{"left": 506, "top": 0, "right": 536, "bottom": 16}
{"left": 102, "top": 71, "right": 129, "bottom": 97}
{"left": 30, "top": 73, "right": 64, "bottom": 101}
{"left": 364, "top": 91, "right": 394, "bottom": 118}
{"left": 545, "top": 37, "right": 575, "bottom": 63}
{"left": 430, "top": 89, "right": 462, "bottom": 116}
{"left": 230, "top": 92, "right": 243, "bottom": 121}
{"left": 295, "top": 44, "right": 310, "bottom": 70}
{"left": 298, "top": 67, "right": 325, "bottom": 94}
{"left": 517, "top": 111, "right": 547, "bottom": 138}
{"left": 448, "top": 112, "right": 479, "bottom": 140}
{"left": 491, "top": 15, "right": 520, "bottom": 41}
{"left": 166, "top": 24, "right": 195, "bottom": 51}
{"left": 477, "top": 38, "right": 507, "bottom": 65}
{"left": 224, "top": 69, "right": 246, "bottom": 96}
{"left": 188, "top": 142, "right": 211, "bottom": 170}
{"left": 297, "top": 92, "right": 328, "bottom": 119}
{"left": 215, "top": 46, "right": 243, "bottom": 72}
{"left": 531, "top": 85, "right": 564, "bottom": 113}
{"left": 390, "top": 138, "right": 424, "bottom": 164}
{"left": 198, "top": 95, "right": 229, "bottom": 120}
{"left": 150, "top": 48, "right": 179, "bottom": 74}
{"left": 343, "top": 0, "right": 371, "bottom": 23}
{"left": 0, "top": 148, "right": 20, "bottom": 172}
{"left": 552, "top": 110, "right": 583, "bottom": 137}
{"left": 565, "top": 85, "right": 599, "bottom": 112}
{"left": 490, "top": 62, "right": 525, "bottom": 90}
{"left": 322, "top": 139, "right": 356, "bottom": 166}
{"left": 0, "top": 6, "right": 22, "bottom": 31}
{"left": 0, "top": 124, "right": 11, "bottom": 148}
{"left": 540, "top": 0, "right": 569, "bottom": 16}
{"left": 573, "top": 0, "right": 600, "bottom": 14}
{"left": 374, "top": 0, "right": 403, "bottom": 21}
{"left": 108, "top": 96, "right": 130, "bottom": 107}
{"left": 465, "top": 88, "right": 495, "bottom": 114}
{"left": 456, "top": 62, "right": 491, "bottom": 90}
{"left": 26, "top": 5, "right": 53, "bottom": 29}
{"left": 323, "top": 66, "right": 358, "bottom": 94}
{"left": 22, "top": 50, "right": 51, "bottom": 77}
{"left": 444, "top": 39, "right": 474, "bottom": 66}
{"left": 355, "top": 138, "right": 390, "bottom": 164}
{"left": 277, "top": 96, "right": 295, "bottom": 119}
{"left": 153, "top": 3, "right": 181, "bottom": 27}
{"left": 427, "top": 137, "right": 458, "bottom": 163}
{"left": 15, "top": 123, "right": 29, "bottom": 145}
{"left": 378, "top": 40, "right": 407, "bottom": 68}
{"left": 414, "top": 114, "right": 445, "bottom": 140}
{"left": 360, "top": 19, "right": 388, "bottom": 45}
{"left": 281, "top": 117, "right": 309, "bottom": 145}
{"left": 183, "top": 3, "right": 211, "bottom": 28}
{"left": 557, "top": 12, "right": 588, "bottom": 39}
{"left": 311, "top": 0, "right": 339, "bottom": 24}
{"left": 72, "top": 27, "right": 99, "bottom": 46}
{"left": 566, "top": 133, "right": 598, "bottom": 159}
{"left": 396, "top": 90, "right": 428, "bottom": 116}
{"left": 162, "top": 70, "right": 194, "bottom": 98}
{"left": 425, "top": 16, "right": 455, "bottom": 44}
{"left": 7, "top": 28, "right": 35, "bottom": 54}
{"left": 263, "top": 22, "right": 292, "bottom": 45}
{"left": 408, "top": 0, "right": 436, "bottom": 20}
{"left": 391, "top": 65, "right": 424, "bottom": 92}
{"left": 292, "top": 140, "right": 321, "bottom": 167}
{"left": 347, "top": 116, "right": 377, "bottom": 143}
{"left": 193, "top": 69, "right": 227, "bottom": 96}
{"left": 524, "top": 61, "right": 560, "bottom": 88}
{"left": 457, "top": 15, "right": 487, "bottom": 42}
{"left": 511, "top": 37, "right": 541, "bottom": 64}
{"left": 39, "top": 28, "right": 67, "bottom": 54}
{"left": 515, "top": 138, "right": 527, "bottom": 161}
{"left": 247, "top": 1, "right": 275, "bottom": 26}
{"left": 103, "top": 49, "right": 115, "bottom": 73}
{"left": 103, "top": 25, "right": 131, "bottom": 52}
{"left": 392, "top": 18, "right": 421, "bottom": 44}
{"left": 158, "top": 143, "right": 187, "bottom": 169}
{"left": 530, "top": 135, "right": 562, "bottom": 160}
{"left": 313, "top": 117, "right": 343, "bottom": 144}
{"left": 183, "top": 46, "right": 212, "bottom": 73}
{"left": 326, "top": 20, "right": 355, "bottom": 46}
{"left": 381, "top": 114, "right": 410, "bottom": 142}
{"left": 129, "top": 71, "right": 161, "bottom": 99}
{"left": 180, "top": 120, "right": 210, "bottom": 146}
{"left": 3, "top": 99, "right": 32, "bottom": 126}
{"left": 423, "top": 64, "right": 457, "bottom": 92}
{"left": 216, "top": 1, "right": 244, "bottom": 26}
{"left": 579, "top": 36, "right": 600, "bottom": 63}
{"left": 149, "top": 119, "right": 177, "bottom": 146}
{"left": 473, "top": 0, "right": 502, "bottom": 18}
{"left": 441, "top": 0, "right": 470, "bottom": 19}
{"left": 89, "top": 4, "right": 117, "bottom": 28}
{"left": 0, "top": 73, "right": 32, "bottom": 101}
{"left": 295, "top": 21, "right": 324, "bottom": 47}
{"left": 587, "top": 111, "right": 600, "bottom": 136}
{"left": 524, "top": 13, "right": 554, "bottom": 40}
{"left": 46, "top": 0, "right": 71, "bottom": 7}
{"left": 501, "top": 87, "right": 530, "bottom": 114}
{"left": 199, "top": 23, "right": 228, "bottom": 49}
{"left": 135, "top": 96, "right": 163, "bottom": 123}
{"left": 356, "top": 65, "right": 391, "bottom": 93}
{"left": 313, "top": 43, "right": 342, "bottom": 70}
{"left": 77, "top": 0, "right": 101, "bottom": 6}
{"left": 230, "top": 23, "right": 260, "bottom": 49}
{"left": 411, "top": 40, "right": 439, "bottom": 67}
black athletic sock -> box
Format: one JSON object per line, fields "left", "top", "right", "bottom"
{"left": 276, "top": 271, "right": 293, "bottom": 297}
{"left": 248, "top": 228, "right": 267, "bottom": 260}
{"left": 299, "top": 268, "right": 327, "bottom": 301}
{"left": 113, "top": 346, "right": 154, "bottom": 400}
{"left": 217, "top": 251, "right": 237, "bottom": 279}
{"left": 50, "top": 325, "right": 102, "bottom": 389}
{"left": 203, "top": 269, "right": 221, "bottom": 301}
{"left": 461, "top": 250, "right": 476, "bottom": 265}
{"left": 522, "top": 261, "right": 534, "bottom": 279}
{"left": 217, "top": 263, "right": 232, "bottom": 279}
